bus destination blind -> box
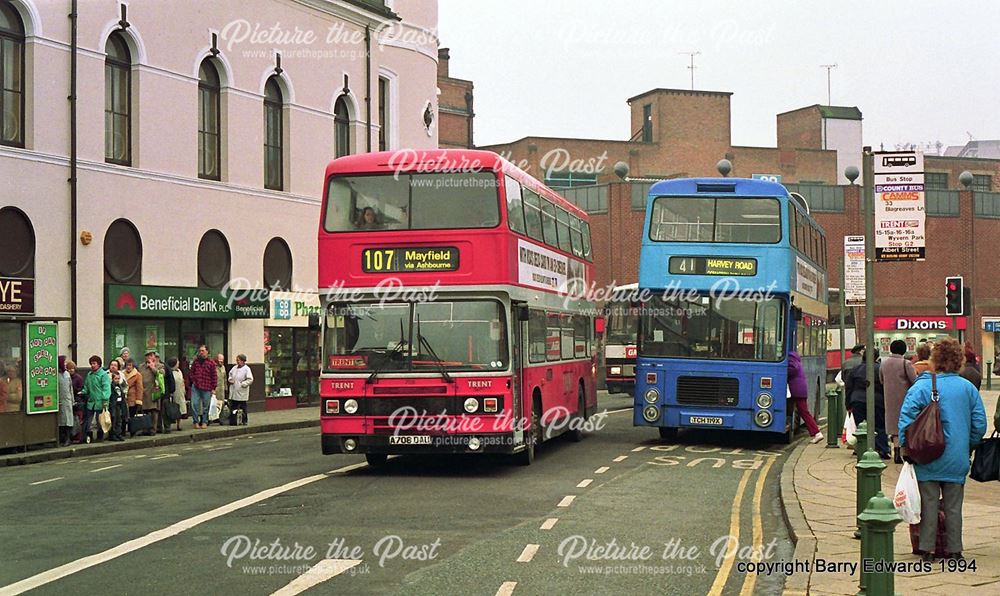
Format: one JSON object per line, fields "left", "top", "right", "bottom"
{"left": 362, "top": 247, "right": 459, "bottom": 273}
{"left": 668, "top": 256, "right": 757, "bottom": 276}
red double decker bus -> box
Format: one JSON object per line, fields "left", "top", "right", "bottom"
{"left": 317, "top": 149, "right": 598, "bottom": 465}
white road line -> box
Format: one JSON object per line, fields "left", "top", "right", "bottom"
{"left": 0, "top": 469, "right": 341, "bottom": 595}
{"left": 495, "top": 581, "right": 517, "bottom": 596}
{"left": 90, "top": 465, "right": 123, "bottom": 473}
{"left": 516, "top": 544, "right": 540, "bottom": 563}
{"left": 134, "top": 454, "right": 147, "bottom": 458}
{"left": 594, "top": 466, "right": 610, "bottom": 474}
{"left": 257, "top": 438, "right": 281, "bottom": 444}
{"left": 206, "top": 446, "right": 232, "bottom": 452}
{"left": 576, "top": 479, "right": 593, "bottom": 488}
{"left": 150, "top": 454, "right": 179, "bottom": 460}
{"left": 631, "top": 446, "right": 647, "bottom": 452}
{"left": 29, "top": 477, "right": 63, "bottom": 486}
{"left": 540, "top": 518, "right": 558, "bottom": 530}
{"left": 608, "top": 407, "right": 631, "bottom": 414}
{"left": 326, "top": 461, "right": 371, "bottom": 475}
{"left": 557, "top": 496, "right": 575, "bottom": 507}
{"left": 270, "top": 559, "right": 363, "bottom": 596}
{"left": 613, "top": 456, "right": 628, "bottom": 462}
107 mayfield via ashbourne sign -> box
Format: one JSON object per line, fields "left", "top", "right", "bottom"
{"left": 873, "top": 151, "right": 925, "bottom": 261}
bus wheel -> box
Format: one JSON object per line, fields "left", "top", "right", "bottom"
{"left": 365, "top": 453, "right": 388, "bottom": 467}
{"left": 778, "top": 408, "right": 795, "bottom": 444}
{"left": 658, "top": 427, "right": 677, "bottom": 442}
{"left": 568, "top": 388, "right": 585, "bottom": 443}
{"left": 516, "top": 395, "right": 540, "bottom": 466}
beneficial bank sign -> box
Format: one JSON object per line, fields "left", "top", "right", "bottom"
{"left": 106, "top": 284, "right": 236, "bottom": 319}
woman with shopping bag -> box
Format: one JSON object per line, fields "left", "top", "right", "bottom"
{"left": 898, "top": 338, "right": 987, "bottom": 562}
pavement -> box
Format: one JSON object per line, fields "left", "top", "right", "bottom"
{"left": 782, "top": 388, "right": 1000, "bottom": 595}
{"left": 0, "top": 405, "right": 319, "bottom": 467}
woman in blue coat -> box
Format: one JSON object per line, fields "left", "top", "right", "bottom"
{"left": 898, "top": 337, "right": 987, "bottom": 562}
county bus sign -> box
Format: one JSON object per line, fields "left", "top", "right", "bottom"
{"left": 873, "top": 151, "right": 925, "bottom": 262}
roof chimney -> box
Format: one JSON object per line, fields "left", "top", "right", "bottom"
{"left": 438, "top": 47, "right": 450, "bottom": 78}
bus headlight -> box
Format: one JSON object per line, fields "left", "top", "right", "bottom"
{"left": 344, "top": 438, "right": 357, "bottom": 451}
{"left": 643, "top": 388, "right": 660, "bottom": 404}
{"left": 756, "top": 393, "right": 773, "bottom": 409}
{"left": 463, "top": 398, "right": 479, "bottom": 413}
{"left": 610, "top": 366, "right": 622, "bottom": 375}
{"left": 343, "top": 399, "right": 359, "bottom": 415}
{"left": 642, "top": 405, "right": 660, "bottom": 422}
{"left": 468, "top": 437, "right": 481, "bottom": 451}
{"left": 754, "top": 410, "right": 773, "bottom": 428}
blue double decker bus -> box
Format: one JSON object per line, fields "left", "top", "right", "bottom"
{"left": 635, "top": 178, "right": 828, "bottom": 442}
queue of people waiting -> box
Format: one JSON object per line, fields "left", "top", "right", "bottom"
{"left": 56, "top": 345, "right": 254, "bottom": 446}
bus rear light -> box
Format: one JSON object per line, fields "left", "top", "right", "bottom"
{"left": 760, "top": 377, "right": 772, "bottom": 389}
{"left": 646, "top": 372, "right": 657, "bottom": 384}
{"left": 325, "top": 400, "right": 340, "bottom": 414}
{"left": 484, "top": 398, "right": 498, "bottom": 413}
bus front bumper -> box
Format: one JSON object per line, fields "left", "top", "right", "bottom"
{"left": 322, "top": 433, "right": 522, "bottom": 455}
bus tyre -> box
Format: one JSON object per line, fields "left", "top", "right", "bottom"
{"left": 778, "top": 408, "right": 796, "bottom": 444}
{"left": 365, "top": 453, "right": 388, "bottom": 467}
{"left": 517, "top": 396, "right": 541, "bottom": 466}
{"left": 658, "top": 427, "right": 677, "bottom": 442}
{"left": 569, "top": 390, "right": 585, "bottom": 443}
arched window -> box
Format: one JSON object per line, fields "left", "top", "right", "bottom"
{"left": 334, "top": 95, "right": 350, "bottom": 158}
{"left": 105, "top": 31, "right": 132, "bottom": 165}
{"left": 264, "top": 77, "right": 283, "bottom": 190}
{"left": 197, "top": 230, "right": 230, "bottom": 289}
{"left": 263, "top": 237, "right": 292, "bottom": 291}
{"left": 198, "top": 59, "right": 221, "bottom": 180}
{"left": 0, "top": 206, "right": 33, "bottom": 277}
{"left": 104, "top": 219, "right": 142, "bottom": 284}
{"left": 0, "top": 1, "right": 25, "bottom": 147}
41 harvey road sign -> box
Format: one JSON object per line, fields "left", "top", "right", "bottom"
{"left": 873, "top": 151, "right": 925, "bottom": 262}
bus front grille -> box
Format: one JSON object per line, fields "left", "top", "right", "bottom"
{"left": 675, "top": 376, "right": 739, "bottom": 407}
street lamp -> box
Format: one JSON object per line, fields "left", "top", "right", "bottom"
{"left": 716, "top": 159, "right": 732, "bottom": 177}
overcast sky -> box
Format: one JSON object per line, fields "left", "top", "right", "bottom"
{"left": 438, "top": 0, "right": 999, "bottom": 153}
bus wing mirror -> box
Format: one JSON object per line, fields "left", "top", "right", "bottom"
{"left": 515, "top": 304, "right": 530, "bottom": 322}
{"left": 308, "top": 312, "right": 321, "bottom": 330}
{"left": 791, "top": 307, "right": 803, "bottom": 322}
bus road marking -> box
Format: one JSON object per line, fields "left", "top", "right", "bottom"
{"left": 608, "top": 407, "right": 631, "bottom": 415}
{"left": 29, "top": 477, "right": 63, "bottom": 486}
{"left": 594, "top": 466, "right": 609, "bottom": 474}
{"left": 516, "top": 544, "right": 540, "bottom": 563}
{"left": 270, "top": 559, "right": 363, "bottom": 596}
{"left": 150, "top": 454, "right": 179, "bottom": 460}
{"left": 739, "top": 457, "right": 777, "bottom": 596}
{"left": 0, "top": 471, "right": 333, "bottom": 595}
{"left": 90, "top": 465, "right": 123, "bottom": 473}
{"left": 495, "top": 582, "right": 517, "bottom": 596}
{"left": 707, "top": 469, "right": 754, "bottom": 596}
{"left": 613, "top": 456, "right": 627, "bottom": 462}
{"left": 631, "top": 446, "right": 647, "bottom": 452}
{"left": 557, "top": 496, "right": 575, "bottom": 507}
{"left": 576, "top": 479, "right": 593, "bottom": 488}
{"left": 540, "top": 518, "right": 558, "bottom": 530}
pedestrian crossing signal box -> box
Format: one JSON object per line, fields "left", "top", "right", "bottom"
{"left": 945, "top": 276, "right": 964, "bottom": 316}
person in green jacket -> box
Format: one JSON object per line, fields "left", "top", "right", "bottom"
{"left": 80, "top": 355, "right": 111, "bottom": 443}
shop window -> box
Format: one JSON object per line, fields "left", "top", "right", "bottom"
{"left": 0, "top": 206, "right": 33, "bottom": 277}
{"left": 263, "top": 237, "right": 292, "bottom": 290}
{"left": 264, "top": 327, "right": 320, "bottom": 404}
{"left": 104, "top": 218, "right": 142, "bottom": 284}
{"left": 197, "top": 229, "right": 231, "bottom": 289}
{"left": 0, "top": 321, "right": 23, "bottom": 413}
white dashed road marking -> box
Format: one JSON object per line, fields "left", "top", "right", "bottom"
{"left": 540, "top": 518, "right": 558, "bottom": 530}
{"left": 613, "top": 456, "right": 628, "bottom": 462}
{"left": 516, "top": 544, "right": 540, "bottom": 563}
{"left": 90, "top": 465, "right": 123, "bottom": 473}
{"left": 557, "top": 496, "right": 575, "bottom": 507}
{"left": 270, "top": 559, "right": 363, "bottom": 596}
{"left": 576, "top": 479, "right": 593, "bottom": 488}
{"left": 595, "top": 466, "right": 609, "bottom": 474}
{"left": 495, "top": 582, "right": 517, "bottom": 596}
{"left": 29, "top": 477, "right": 63, "bottom": 486}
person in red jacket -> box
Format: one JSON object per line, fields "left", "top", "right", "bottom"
{"left": 788, "top": 351, "right": 823, "bottom": 443}
{"left": 188, "top": 344, "right": 218, "bottom": 429}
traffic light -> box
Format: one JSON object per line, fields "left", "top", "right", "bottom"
{"left": 945, "top": 276, "right": 964, "bottom": 316}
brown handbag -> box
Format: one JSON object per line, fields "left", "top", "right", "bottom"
{"left": 903, "top": 373, "right": 946, "bottom": 464}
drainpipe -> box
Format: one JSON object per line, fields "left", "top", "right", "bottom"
{"left": 69, "top": 0, "right": 79, "bottom": 361}
{"left": 365, "top": 26, "right": 372, "bottom": 152}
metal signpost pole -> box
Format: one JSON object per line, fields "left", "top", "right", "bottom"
{"left": 863, "top": 150, "right": 876, "bottom": 455}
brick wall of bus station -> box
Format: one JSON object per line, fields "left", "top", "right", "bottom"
{"left": 588, "top": 182, "right": 1000, "bottom": 358}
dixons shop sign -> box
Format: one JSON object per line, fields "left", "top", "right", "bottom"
{"left": 106, "top": 284, "right": 235, "bottom": 319}
{"left": 874, "top": 316, "right": 966, "bottom": 331}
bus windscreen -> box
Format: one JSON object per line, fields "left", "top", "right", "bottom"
{"left": 648, "top": 196, "right": 781, "bottom": 243}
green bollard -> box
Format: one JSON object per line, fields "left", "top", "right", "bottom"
{"left": 854, "top": 449, "right": 885, "bottom": 542}
{"left": 853, "top": 421, "right": 869, "bottom": 462}
{"left": 987, "top": 361, "right": 992, "bottom": 390}
{"left": 826, "top": 389, "right": 840, "bottom": 448}
{"left": 857, "top": 491, "right": 903, "bottom": 596}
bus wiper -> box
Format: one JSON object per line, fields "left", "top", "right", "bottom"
{"left": 416, "top": 315, "right": 454, "bottom": 384}
{"left": 367, "top": 319, "right": 408, "bottom": 385}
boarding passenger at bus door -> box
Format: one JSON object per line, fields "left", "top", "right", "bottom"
{"left": 356, "top": 207, "right": 380, "bottom": 230}
{"left": 787, "top": 351, "right": 824, "bottom": 444}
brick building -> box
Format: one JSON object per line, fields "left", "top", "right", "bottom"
{"left": 436, "top": 48, "right": 474, "bottom": 148}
